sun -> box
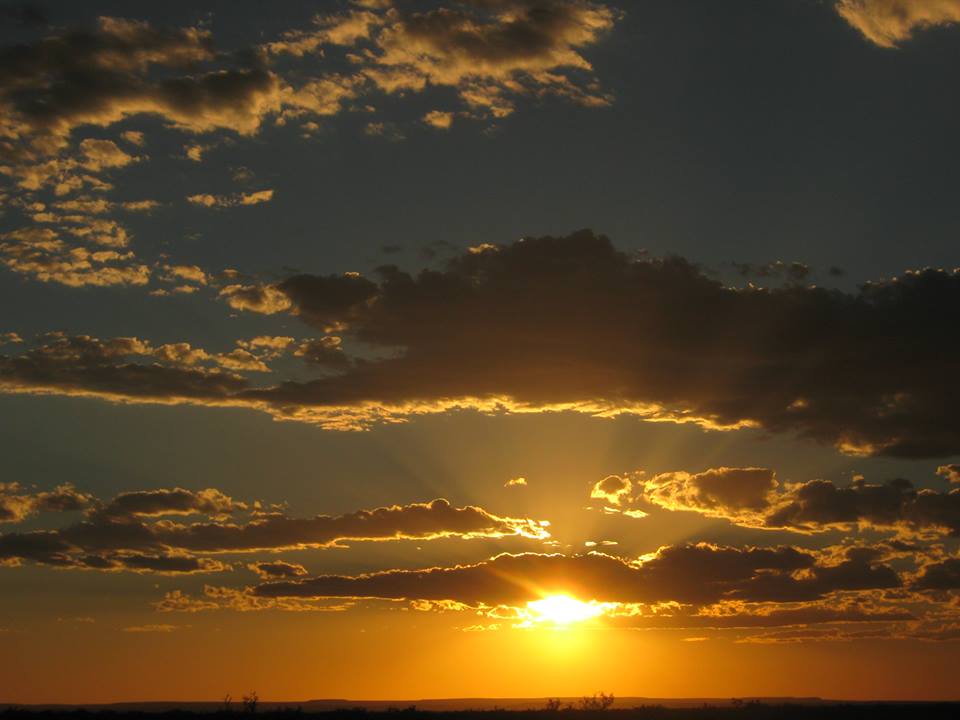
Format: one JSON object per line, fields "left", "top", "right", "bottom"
{"left": 526, "top": 594, "right": 605, "bottom": 626}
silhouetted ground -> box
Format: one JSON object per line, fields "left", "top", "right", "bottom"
{"left": 3, "top": 705, "right": 960, "bottom": 720}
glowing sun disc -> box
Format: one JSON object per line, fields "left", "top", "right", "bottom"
{"left": 527, "top": 595, "right": 604, "bottom": 625}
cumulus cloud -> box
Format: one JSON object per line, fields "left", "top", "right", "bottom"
{"left": 640, "top": 468, "right": 776, "bottom": 520}
{"left": 235, "top": 231, "right": 960, "bottom": 456}
{"left": 836, "top": 0, "right": 960, "bottom": 48}
{"left": 629, "top": 467, "right": 960, "bottom": 537}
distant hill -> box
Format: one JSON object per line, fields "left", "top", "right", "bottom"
{"left": 3, "top": 697, "right": 958, "bottom": 712}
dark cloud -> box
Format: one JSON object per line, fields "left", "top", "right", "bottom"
{"left": 637, "top": 467, "right": 776, "bottom": 521}
{"left": 5, "top": 233, "right": 960, "bottom": 456}
{"left": 732, "top": 261, "right": 811, "bottom": 284}
{"left": 765, "top": 477, "right": 960, "bottom": 536}
{"left": 0, "top": 332, "right": 252, "bottom": 408}
{"left": 632, "top": 467, "right": 960, "bottom": 537}
{"left": 293, "top": 337, "right": 350, "bottom": 368}
{"left": 0, "top": 16, "right": 215, "bottom": 152}
{"left": 276, "top": 273, "right": 378, "bottom": 328}
{"left": 113, "top": 553, "right": 229, "bottom": 574}
{"left": 0, "top": 482, "right": 91, "bottom": 524}
{"left": 0, "top": 496, "right": 549, "bottom": 572}
{"left": 248, "top": 560, "right": 308, "bottom": 579}
{"left": 92, "top": 487, "right": 246, "bottom": 520}
{"left": 253, "top": 543, "right": 899, "bottom": 606}
{"left": 912, "top": 558, "right": 960, "bottom": 591}
{"left": 237, "top": 231, "right": 960, "bottom": 457}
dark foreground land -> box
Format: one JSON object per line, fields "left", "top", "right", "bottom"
{"left": 3, "top": 704, "right": 960, "bottom": 720}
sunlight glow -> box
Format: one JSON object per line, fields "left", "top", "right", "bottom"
{"left": 525, "top": 595, "right": 606, "bottom": 626}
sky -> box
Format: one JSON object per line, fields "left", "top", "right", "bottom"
{"left": 2, "top": 0, "right": 960, "bottom": 704}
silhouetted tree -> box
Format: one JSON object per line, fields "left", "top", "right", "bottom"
{"left": 579, "top": 693, "right": 614, "bottom": 711}
{"left": 242, "top": 692, "right": 258, "bottom": 714}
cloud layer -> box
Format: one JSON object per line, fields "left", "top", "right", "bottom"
{"left": 0, "top": 491, "right": 549, "bottom": 573}
{"left": 4, "top": 232, "right": 960, "bottom": 457}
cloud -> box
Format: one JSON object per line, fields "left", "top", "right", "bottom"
{"left": 93, "top": 487, "right": 246, "bottom": 521}
{"left": 5, "top": 232, "right": 960, "bottom": 457}
{"left": 362, "top": 0, "right": 618, "bottom": 116}
{"left": 267, "top": 9, "right": 383, "bottom": 55}
{"left": 0, "top": 482, "right": 92, "bottom": 524}
{"left": 609, "top": 601, "right": 915, "bottom": 631}
{"left": 0, "top": 16, "right": 365, "bottom": 290}
{"left": 764, "top": 477, "right": 960, "bottom": 536}
{"left": 248, "top": 560, "right": 308, "bottom": 579}
{"left": 737, "top": 620, "right": 960, "bottom": 644}
{"left": 122, "top": 624, "right": 180, "bottom": 633}
{"left": 912, "top": 557, "right": 960, "bottom": 591}
{"left": 590, "top": 475, "right": 632, "bottom": 506}
{"left": 629, "top": 467, "right": 960, "bottom": 537}
{"left": 161, "top": 264, "right": 207, "bottom": 285}
{"left": 219, "top": 284, "right": 293, "bottom": 314}
{"left": 423, "top": 110, "right": 454, "bottom": 129}
{"left": 0, "top": 16, "right": 217, "bottom": 150}
{"left": 121, "top": 130, "right": 145, "bottom": 146}
{"left": 0, "top": 332, "right": 253, "bottom": 408}
{"left": 0, "top": 496, "right": 549, "bottom": 572}
{"left": 938, "top": 465, "right": 960, "bottom": 484}
{"left": 236, "top": 231, "right": 960, "bottom": 457}
{"left": 186, "top": 189, "right": 274, "bottom": 208}
{"left": 78, "top": 139, "right": 139, "bottom": 172}
{"left": 252, "top": 542, "right": 900, "bottom": 607}
{"left": 731, "top": 260, "right": 811, "bottom": 284}
{"left": 155, "top": 585, "right": 353, "bottom": 613}
{"left": 639, "top": 468, "right": 776, "bottom": 521}
{"left": 265, "top": 0, "right": 619, "bottom": 119}
{"left": 505, "top": 477, "right": 528, "bottom": 488}
{"left": 293, "top": 336, "right": 349, "bottom": 367}
{"left": 0, "top": 225, "right": 150, "bottom": 287}
{"left": 836, "top": 0, "right": 960, "bottom": 48}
